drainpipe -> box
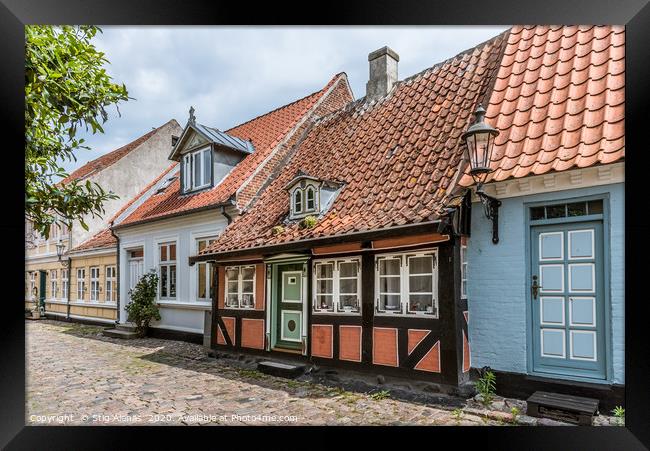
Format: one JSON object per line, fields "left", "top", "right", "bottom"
{"left": 110, "top": 223, "right": 120, "bottom": 325}
{"left": 220, "top": 205, "right": 232, "bottom": 224}
{"left": 66, "top": 255, "right": 72, "bottom": 320}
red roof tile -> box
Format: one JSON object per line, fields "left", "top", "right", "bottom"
{"left": 116, "top": 74, "right": 352, "bottom": 227}
{"left": 62, "top": 119, "right": 179, "bottom": 184}
{"left": 460, "top": 25, "right": 624, "bottom": 185}
{"left": 70, "top": 228, "right": 116, "bottom": 252}
{"left": 201, "top": 32, "right": 509, "bottom": 255}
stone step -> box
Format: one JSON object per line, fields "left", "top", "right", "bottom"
{"left": 257, "top": 360, "right": 306, "bottom": 379}
{"left": 526, "top": 391, "right": 599, "bottom": 426}
{"left": 103, "top": 328, "right": 139, "bottom": 340}
{"left": 116, "top": 323, "right": 137, "bottom": 332}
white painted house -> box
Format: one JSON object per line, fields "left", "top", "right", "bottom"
{"left": 111, "top": 74, "right": 354, "bottom": 340}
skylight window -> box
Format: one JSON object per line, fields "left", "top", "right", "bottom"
{"left": 156, "top": 176, "right": 178, "bottom": 194}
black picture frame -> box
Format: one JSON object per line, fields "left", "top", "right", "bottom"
{"left": 4, "top": 0, "right": 649, "bottom": 449}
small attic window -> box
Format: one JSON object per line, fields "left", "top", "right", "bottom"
{"left": 289, "top": 179, "right": 320, "bottom": 220}
{"left": 156, "top": 176, "right": 177, "bottom": 194}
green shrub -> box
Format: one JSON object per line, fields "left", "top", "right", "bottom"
{"left": 510, "top": 406, "right": 520, "bottom": 424}
{"left": 299, "top": 215, "right": 318, "bottom": 229}
{"left": 476, "top": 369, "right": 497, "bottom": 407}
{"left": 612, "top": 406, "right": 625, "bottom": 426}
{"left": 272, "top": 225, "right": 285, "bottom": 235}
{"left": 369, "top": 389, "right": 391, "bottom": 401}
{"left": 125, "top": 270, "right": 161, "bottom": 337}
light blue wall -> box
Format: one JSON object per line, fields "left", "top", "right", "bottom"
{"left": 467, "top": 182, "right": 624, "bottom": 384}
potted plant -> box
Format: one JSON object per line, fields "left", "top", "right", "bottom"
{"left": 125, "top": 270, "right": 161, "bottom": 337}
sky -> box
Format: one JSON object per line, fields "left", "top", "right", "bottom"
{"left": 65, "top": 26, "right": 509, "bottom": 174}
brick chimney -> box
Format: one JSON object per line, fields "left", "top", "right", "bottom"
{"left": 366, "top": 46, "right": 399, "bottom": 102}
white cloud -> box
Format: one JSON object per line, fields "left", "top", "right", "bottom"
{"left": 63, "top": 26, "right": 509, "bottom": 173}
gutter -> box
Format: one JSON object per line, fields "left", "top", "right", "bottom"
{"left": 110, "top": 223, "right": 120, "bottom": 325}
{"left": 220, "top": 205, "right": 233, "bottom": 224}
{"left": 66, "top": 255, "right": 72, "bottom": 320}
{"left": 112, "top": 201, "right": 234, "bottom": 231}
{"left": 189, "top": 219, "right": 443, "bottom": 264}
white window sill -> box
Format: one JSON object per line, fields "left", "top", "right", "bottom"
{"left": 222, "top": 306, "right": 256, "bottom": 311}
{"left": 69, "top": 301, "right": 117, "bottom": 309}
{"left": 156, "top": 301, "right": 212, "bottom": 310}
{"left": 46, "top": 299, "right": 67, "bottom": 305}
{"left": 312, "top": 310, "right": 361, "bottom": 315}
{"left": 375, "top": 311, "right": 438, "bottom": 318}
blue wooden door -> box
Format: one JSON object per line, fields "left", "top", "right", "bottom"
{"left": 531, "top": 221, "right": 606, "bottom": 380}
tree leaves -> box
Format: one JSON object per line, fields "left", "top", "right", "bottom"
{"left": 25, "top": 25, "right": 129, "bottom": 239}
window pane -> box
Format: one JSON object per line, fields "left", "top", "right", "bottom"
{"left": 242, "top": 267, "right": 255, "bottom": 280}
{"left": 567, "top": 202, "right": 587, "bottom": 217}
{"left": 380, "top": 276, "right": 400, "bottom": 293}
{"left": 380, "top": 294, "right": 401, "bottom": 311}
{"left": 340, "top": 278, "right": 357, "bottom": 294}
{"left": 242, "top": 281, "right": 254, "bottom": 294}
{"left": 306, "top": 187, "right": 315, "bottom": 210}
{"left": 409, "top": 294, "right": 434, "bottom": 313}
{"left": 160, "top": 266, "right": 168, "bottom": 297}
{"left": 316, "top": 263, "right": 333, "bottom": 279}
{"left": 226, "top": 294, "right": 239, "bottom": 308}
{"left": 227, "top": 281, "right": 238, "bottom": 294}
{"left": 294, "top": 190, "right": 302, "bottom": 212}
{"left": 316, "top": 295, "right": 333, "bottom": 311}
{"left": 530, "top": 206, "right": 545, "bottom": 220}
{"left": 409, "top": 274, "right": 432, "bottom": 293}
{"left": 317, "top": 279, "right": 333, "bottom": 295}
{"left": 193, "top": 152, "right": 201, "bottom": 186}
{"left": 198, "top": 264, "right": 206, "bottom": 298}
{"left": 339, "top": 295, "right": 359, "bottom": 310}
{"left": 379, "top": 258, "right": 400, "bottom": 275}
{"left": 169, "top": 244, "right": 176, "bottom": 261}
{"left": 409, "top": 256, "right": 432, "bottom": 274}
{"left": 241, "top": 293, "right": 254, "bottom": 308}
{"left": 169, "top": 265, "right": 176, "bottom": 297}
{"left": 202, "top": 149, "right": 211, "bottom": 184}
{"left": 198, "top": 240, "right": 206, "bottom": 252}
{"left": 339, "top": 262, "right": 357, "bottom": 277}
{"left": 587, "top": 199, "right": 603, "bottom": 214}
{"left": 160, "top": 245, "right": 167, "bottom": 262}
{"left": 226, "top": 267, "right": 239, "bottom": 281}
{"left": 546, "top": 204, "right": 566, "bottom": 219}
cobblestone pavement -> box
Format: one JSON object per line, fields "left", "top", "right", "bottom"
{"left": 25, "top": 320, "right": 619, "bottom": 426}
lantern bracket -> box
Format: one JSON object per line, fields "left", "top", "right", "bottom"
{"left": 475, "top": 183, "right": 501, "bottom": 244}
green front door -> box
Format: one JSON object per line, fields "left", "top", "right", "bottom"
{"left": 274, "top": 263, "right": 304, "bottom": 350}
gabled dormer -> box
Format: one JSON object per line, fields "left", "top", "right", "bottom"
{"left": 169, "top": 107, "right": 255, "bottom": 195}
{"left": 284, "top": 171, "right": 343, "bottom": 220}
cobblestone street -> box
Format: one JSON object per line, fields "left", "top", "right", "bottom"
{"left": 25, "top": 320, "right": 615, "bottom": 426}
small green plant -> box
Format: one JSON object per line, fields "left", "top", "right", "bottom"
{"left": 369, "top": 389, "right": 391, "bottom": 401}
{"left": 452, "top": 408, "right": 464, "bottom": 423}
{"left": 475, "top": 369, "right": 497, "bottom": 407}
{"left": 125, "top": 270, "right": 161, "bottom": 337}
{"left": 299, "top": 215, "right": 318, "bottom": 229}
{"left": 510, "top": 406, "right": 521, "bottom": 424}
{"left": 612, "top": 406, "right": 625, "bottom": 426}
{"left": 271, "top": 225, "right": 285, "bottom": 235}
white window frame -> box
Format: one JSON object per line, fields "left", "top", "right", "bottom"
{"left": 28, "top": 272, "right": 36, "bottom": 300}
{"left": 90, "top": 266, "right": 100, "bottom": 302}
{"left": 312, "top": 257, "right": 362, "bottom": 314}
{"left": 77, "top": 268, "right": 86, "bottom": 301}
{"left": 374, "top": 249, "right": 439, "bottom": 318}
{"left": 460, "top": 240, "right": 468, "bottom": 299}
{"left": 158, "top": 242, "right": 177, "bottom": 300}
{"left": 105, "top": 266, "right": 116, "bottom": 303}
{"left": 224, "top": 265, "right": 256, "bottom": 309}
{"left": 289, "top": 182, "right": 320, "bottom": 219}
{"left": 50, "top": 269, "right": 58, "bottom": 300}
{"left": 61, "top": 269, "right": 68, "bottom": 300}
{"left": 183, "top": 147, "right": 211, "bottom": 192}
{"left": 195, "top": 236, "right": 218, "bottom": 302}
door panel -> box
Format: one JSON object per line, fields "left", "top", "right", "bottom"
{"left": 274, "top": 265, "right": 304, "bottom": 350}
{"left": 531, "top": 221, "right": 605, "bottom": 379}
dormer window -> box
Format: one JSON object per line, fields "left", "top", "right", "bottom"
{"left": 182, "top": 147, "right": 212, "bottom": 193}
{"left": 289, "top": 182, "right": 319, "bottom": 219}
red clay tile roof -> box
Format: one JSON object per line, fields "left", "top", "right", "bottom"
{"left": 70, "top": 228, "right": 116, "bottom": 253}
{"left": 460, "top": 25, "right": 624, "bottom": 185}
{"left": 62, "top": 119, "right": 179, "bottom": 184}
{"left": 200, "top": 32, "right": 510, "bottom": 255}
{"left": 116, "top": 74, "right": 352, "bottom": 227}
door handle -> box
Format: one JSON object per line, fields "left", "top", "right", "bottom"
{"left": 531, "top": 275, "right": 542, "bottom": 299}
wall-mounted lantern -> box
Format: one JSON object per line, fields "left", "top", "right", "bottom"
{"left": 55, "top": 238, "right": 70, "bottom": 267}
{"left": 462, "top": 104, "right": 502, "bottom": 244}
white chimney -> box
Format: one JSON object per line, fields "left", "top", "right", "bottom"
{"left": 366, "top": 46, "right": 399, "bottom": 102}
